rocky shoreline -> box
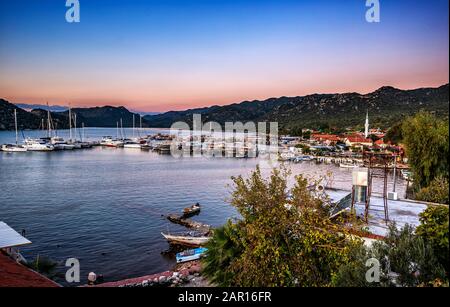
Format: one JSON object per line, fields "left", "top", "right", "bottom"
{"left": 87, "top": 260, "right": 211, "bottom": 288}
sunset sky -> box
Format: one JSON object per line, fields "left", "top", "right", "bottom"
{"left": 0, "top": 0, "right": 448, "bottom": 112}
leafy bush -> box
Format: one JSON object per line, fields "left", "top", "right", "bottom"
{"left": 333, "top": 224, "right": 447, "bottom": 287}
{"left": 378, "top": 224, "right": 446, "bottom": 287}
{"left": 415, "top": 176, "right": 449, "bottom": 205}
{"left": 202, "top": 221, "right": 243, "bottom": 286}
{"left": 402, "top": 111, "right": 449, "bottom": 189}
{"left": 203, "top": 166, "right": 360, "bottom": 287}
{"left": 416, "top": 206, "right": 449, "bottom": 273}
{"left": 28, "top": 255, "right": 58, "bottom": 279}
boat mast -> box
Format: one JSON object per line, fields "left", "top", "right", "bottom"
{"left": 41, "top": 118, "right": 45, "bottom": 137}
{"left": 120, "top": 118, "right": 124, "bottom": 140}
{"left": 47, "top": 102, "right": 51, "bottom": 138}
{"left": 14, "top": 109, "right": 18, "bottom": 145}
{"left": 69, "top": 105, "right": 72, "bottom": 141}
{"left": 74, "top": 113, "right": 77, "bottom": 142}
{"left": 116, "top": 121, "right": 119, "bottom": 139}
{"left": 132, "top": 114, "right": 135, "bottom": 139}
{"left": 82, "top": 122, "right": 85, "bottom": 142}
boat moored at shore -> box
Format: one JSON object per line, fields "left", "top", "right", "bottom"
{"left": 23, "top": 138, "right": 54, "bottom": 151}
{"left": 176, "top": 247, "right": 208, "bottom": 263}
{"left": 161, "top": 232, "right": 211, "bottom": 247}
{"left": 100, "top": 136, "right": 124, "bottom": 147}
{"left": 1, "top": 144, "right": 27, "bottom": 152}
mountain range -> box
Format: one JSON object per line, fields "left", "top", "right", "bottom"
{"left": 143, "top": 84, "right": 449, "bottom": 133}
{"left": 1, "top": 84, "right": 448, "bottom": 132}
{"left": 0, "top": 99, "right": 150, "bottom": 130}
{"left": 14, "top": 103, "right": 68, "bottom": 112}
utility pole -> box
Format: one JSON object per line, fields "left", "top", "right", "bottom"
{"left": 393, "top": 154, "right": 397, "bottom": 193}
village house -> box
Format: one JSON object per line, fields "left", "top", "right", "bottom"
{"left": 374, "top": 139, "right": 389, "bottom": 149}
{"left": 311, "top": 133, "right": 341, "bottom": 145}
{"left": 344, "top": 135, "right": 373, "bottom": 147}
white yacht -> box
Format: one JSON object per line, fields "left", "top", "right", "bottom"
{"left": 24, "top": 138, "right": 54, "bottom": 151}
{"left": 51, "top": 137, "right": 75, "bottom": 150}
{"left": 1, "top": 109, "right": 28, "bottom": 152}
{"left": 1, "top": 144, "right": 27, "bottom": 152}
{"left": 100, "top": 136, "right": 124, "bottom": 147}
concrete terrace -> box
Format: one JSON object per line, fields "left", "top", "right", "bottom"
{"left": 355, "top": 197, "right": 428, "bottom": 237}
{"left": 327, "top": 189, "right": 429, "bottom": 237}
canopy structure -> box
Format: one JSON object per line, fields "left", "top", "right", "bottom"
{"left": 0, "top": 221, "right": 31, "bottom": 249}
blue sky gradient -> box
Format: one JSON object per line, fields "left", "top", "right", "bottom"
{"left": 0, "top": 0, "right": 448, "bottom": 111}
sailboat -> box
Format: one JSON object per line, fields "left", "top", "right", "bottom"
{"left": 40, "top": 102, "right": 74, "bottom": 150}
{"left": 100, "top": 121, "right": 124, "bottom": 147}
{"left": 67, "top": 110, "right": 82, "bottom": 149}
{"left": 24, "top": 113, "right": 54, "bottom": 151}
{"left": 1, "top": 109, "right": 27, "bottom": 152}
{"left": 124, "top": 114, "right": 142, "bottom": 149}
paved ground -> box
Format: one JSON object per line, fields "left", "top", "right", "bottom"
{"left": 354, "top": 197, "right": 427, "bottom": 237}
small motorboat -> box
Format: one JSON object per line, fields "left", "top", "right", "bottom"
{"left": 183, "top": 203, "right": 201, "bottom": 217}
{"left": 176, "top": 247, "right": 208, "bottom": 263}
{"left": 294, "top": 155, "right": 314, "bottom": 163}
{"left": 161, "top": 232, "right": 210, "bottom": 247}
{"left": 100, "top": 136, "right": 124, "bottom": 147}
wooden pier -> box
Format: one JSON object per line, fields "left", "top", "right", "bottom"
{"left": 166, "top": 214, "right": 211, "bottom": 233}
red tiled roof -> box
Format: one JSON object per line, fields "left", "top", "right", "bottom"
{"left": 0, "top": 252, "right": 60, "bottom": 287}
{"left": 311, "top": 134, "right": 341, "bottom": 142}
{"left": 345, "top": 136, "right": 373, "bottom": 143}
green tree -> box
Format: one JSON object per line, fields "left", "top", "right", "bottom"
{"left": 202, "top": 221, "right": 243, "bottom": 286}
{"left": 416, "top": 206, "right": 449, "bottom": 274}
{"left": 368, "top": 134, "right": 380, "bottom": 142}
{"left": 333, "top": 224, "right": 447, "bottom": 287}
{"left": 385, "top": 121, "right": 403, "bottom": 145}
{"left": 402, "top": 111, "right": 449, "bottom": 189}
{"left": 415, "top": 176, "right": 449, "bottom": 205}
{"left": 295, "top": 144, "right": 310, "bottom": 154}
{"left": 203, "top": 166, "right": 360, "bottom": 287}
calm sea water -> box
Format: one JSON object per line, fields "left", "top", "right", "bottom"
{"left": 0, "top": 128, "right": 406, "bottom": 286}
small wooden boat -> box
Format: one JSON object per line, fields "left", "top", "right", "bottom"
{"left": 176, "top": 247, "right": 208, "bottom": 263}
{"left": 161, "top": 232, "right": 210, "bottom": 247}
{"left": 183, "top": 203, "right": 201, "bottom": 217}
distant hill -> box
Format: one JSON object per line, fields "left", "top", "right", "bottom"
{"left": 0, "top": 100, "right": 151, "bottom": 130}
{"left": 144, "top": 84, "right": 449, "bottom": 132}
{"left": 15, "top": 103, "right": 68, "bottom": 112}
{"left": 0, "top": 99, "right": 42, "bottom": 130}
{"left": 2, "top": 84, "right": 448, "bottom": 132}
